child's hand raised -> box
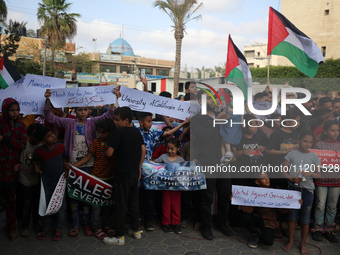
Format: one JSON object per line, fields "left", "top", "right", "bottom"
{"left": 113, "top": 86, "right": 121, "bottom": 98}
{"left": 44, "top": 89, "right": 51, "bottom": 99}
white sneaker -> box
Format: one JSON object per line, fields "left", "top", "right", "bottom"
{"left": 224, "top": 152, "right": 233, "bottom": 162}
{"left": 103, "top": 236, "right": 125, "bottom": 245}
{"left": 128, "top": 229, "right": 142, "bottom": 239}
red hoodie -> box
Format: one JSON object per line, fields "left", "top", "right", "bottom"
{"left": 0, "top": 98, "right": 27, "bottom": 187}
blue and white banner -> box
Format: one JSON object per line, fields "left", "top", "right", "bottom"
{"left": 142, "top": 161, "right": 206, "bottom": 191}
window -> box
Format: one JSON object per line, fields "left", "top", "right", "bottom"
{"left": 100, "top": 65, "right": 116, "bottom": 73}
{"left": 325, "top": 9, "right": 329, "bottom": 15}
{"left": 120, "top": 66, "right": 131, "bottom": 74}
{"left": 157, "top": 69, "right": 169, "bottom": 76}
{"left": 256, "top": 65, "right": 260, "bottom": 68}
{"left": 257, "top": 52, "right": 260, "bottom": 58}
{"left": 145, "top": 68, "right": 152, "bottom": 75}
{"left": 322, "top": 46, "right": 326, "bottom": 57}
{"left": 244, "top": 50, "right": 255, "bottom": 59}
{"left": 248, "top": 63, "right": 254, "bottom": 67}
{"left": 151, "top": 82, "right": 156, "bottom": 92}
{"left": 179, "top": 83, "right": 184, "bottom": 92}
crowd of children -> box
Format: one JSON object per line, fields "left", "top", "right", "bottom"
{"left": 0, "top": 82, "right": 339, "bottom": 255}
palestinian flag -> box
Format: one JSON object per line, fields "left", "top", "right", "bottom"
{"left": 0, "top": 56, "right": 21, "bottom": 89}
{"left": 267, "top": 7, "right": 324, "bottom": 78}
{"left": 225, "top": 35, "right": 252, "bottom": 99}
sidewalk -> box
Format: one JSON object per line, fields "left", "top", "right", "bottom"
{"left": 1, "top": 211, "right": 339, "bottom": 254}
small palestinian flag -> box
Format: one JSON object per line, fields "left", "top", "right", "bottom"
{"left": 0, "top": 56, "right": 21, "bottom": 89}
{"left": 225, "top": 35, "right": 252, "bottom": 99}
{"left": 251, "top": 148, "right": 263, "bottom": 157}
{"left": 267, "top": 7, "right": 324, "bottom": 78}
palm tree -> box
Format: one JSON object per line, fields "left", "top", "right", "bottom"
{"left": 154, "top": 0, "right": 202, "bottom": 98}
{"left": 0, "top": 0, "right": 7, "bottom": 22}
{"left": 37, "top": 0, "right": 80, "bottom": 72}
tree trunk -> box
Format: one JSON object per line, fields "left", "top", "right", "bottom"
{"left": 174, "top": 29, "right": 183, "bottom": 99}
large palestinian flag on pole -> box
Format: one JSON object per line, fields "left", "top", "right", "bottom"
{"left": 225, "top": 35, "right": 252, "bottom": 99}
{"left": 0, "top": 56, "right": 21, "bottom": 89}
{"left": 267, "top": 7, "right": 324, "bottom": 78}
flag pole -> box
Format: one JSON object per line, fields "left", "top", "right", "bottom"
{"left": 267, "top": 54, "right": 271, "bottom": 85}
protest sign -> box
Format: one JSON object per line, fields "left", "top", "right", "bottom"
{"left": 50, "top": 85, "right": 116, "bottom": 107}
{"left": 67, "top": 165, "right": 113, "bottom": 207}
{"left": 310, "top": 149, "right": 340, "bottom": 166}
{"left": 142, "top": 161, "right": 206, "bottom": 191}
{"left": 231, "top": 185, "right": 301, "bottom": 209}
{"left": 118, "top": 86, "right": 200, "bottom": 120}
{"left": 0, "top": 74, "right": 66, "bottom": 115}
{"left": 39, "top": 174, "right": 67, "bottom": 216}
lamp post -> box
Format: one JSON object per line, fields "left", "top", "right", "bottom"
{"left": 43, "top": 36, "right": 48, "bottom": 76}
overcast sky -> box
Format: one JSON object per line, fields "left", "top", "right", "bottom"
{"left": 8, "top": 0, "right": 281, "bottom": 71}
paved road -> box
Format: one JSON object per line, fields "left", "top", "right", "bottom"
{"left": 1, "top": 211, "right": 339, "bottom": 255}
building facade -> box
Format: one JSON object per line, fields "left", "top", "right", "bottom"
{"left": 244, "top": 0, "right": 338, "bottom": 68}
{"left": 281, "top": 0, "right": 340, "bottom": 60}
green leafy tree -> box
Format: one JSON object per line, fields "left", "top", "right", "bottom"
{"left": 0, "top": 20, "right": 22, "bottom": 57}
{"left": 250, "top": 59, "right": 340, "bottom": 92}
{"left": 154, "top": 0, "right": 202, "bottom": 97}
{"left": 0, "top": 0, "right": 7, "bottom": 22}
{"left": 37, "top": 0, "right": 80, "bottom": 75}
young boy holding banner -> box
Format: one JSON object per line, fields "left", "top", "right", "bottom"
{"left": 33, "top": 126, "right": 68, "bottom": 241}
{"left": 73, "top": 119, "right": 116, "bottom": 240}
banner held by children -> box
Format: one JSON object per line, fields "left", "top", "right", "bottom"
{"left": 142, "top": 161, "right": 206, "bottom": 191}
{"left": 0, "top": 74, "right": 66, "bottom": 115}
{"left": 39, "top": 173, "right": 67, "bottom": 216}
{"left": 118, "top": 86, "right": 200, "bottom": 120}
{"left": 232, "top": 185, "right": 301, "bottom": 209}
{"left": 50, "top": 85, "right": 116, "bottom": 108}
{"left": 67, "top": 165, "right": 113, "bottom": 207}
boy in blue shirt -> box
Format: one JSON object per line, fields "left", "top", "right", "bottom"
{"left": 137, "top": 112, "right": 189, "bottom": 230}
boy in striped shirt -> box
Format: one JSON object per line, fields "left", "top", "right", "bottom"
{"left": 73, "top": 119, "right": 115, "bottom": 239}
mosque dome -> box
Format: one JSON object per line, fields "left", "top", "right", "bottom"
{"left": 106, "top": 37, "right": 134, "bottom": 56}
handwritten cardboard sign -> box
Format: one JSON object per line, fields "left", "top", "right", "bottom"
{"left": 231, "top": 185, "right": 301, "bottom": 209}
{"left": 50, "top": 85, "right": 116, "bottom": 107}
{"left": 0, "top": 74, "right": 66, "bottom": 115}
{"left": 118, "top": 86, "right": 200, "bottom": 120}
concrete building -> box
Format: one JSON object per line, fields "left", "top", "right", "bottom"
{"left": 244, "top": 43, "right": 292, "bottom": 68}
{"left": 281, "top": 0, "right": 340, "bottom": 60}
{"left": 244, "top": 0, "right": 338, "bottom": 68}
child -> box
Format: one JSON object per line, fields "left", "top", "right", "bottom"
{"left": 0, "top": 98, "right": 27, "bottom": 241}
{"left": 266, "top": 108, "right": 300, "bottom": 187}
{"left": 138, "top": 112, "right": 189, "bottom": 231}
{"left": 73, "top": 119, "right": 116, "bottom": 240}
{"left": 282, "top": 130, "right": 321, "bottom": 255}
{"left": 18, "top": 124, "right": 45, "bottom": 237}
{"left": 155, "top": 138, "right": 184, "bottom": 234}
{"left": 312, "top": 120, "right": 340, "bottom": 243}
{"left": 44, "top": 88, "right": 117, "bottom": 237}
{"left": 103, "top": 107, "right": 146, "bottom": 246}
{"left": 232, "top": 114, "right": 268, "bottom": 168}
{"left": 313, "top": 108, "right": 334, "bottom": 137}
{"left": 220, "top": 106, "right": 242, "bottom": 164}
{"left": 152, "top": 126, "right": 173, "bottom": 160}
{"left": 33, "top": 127, "right": 68, "bottom": 241}
{"left": 239, "top": 173, "right": 277, "bottom": 248}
